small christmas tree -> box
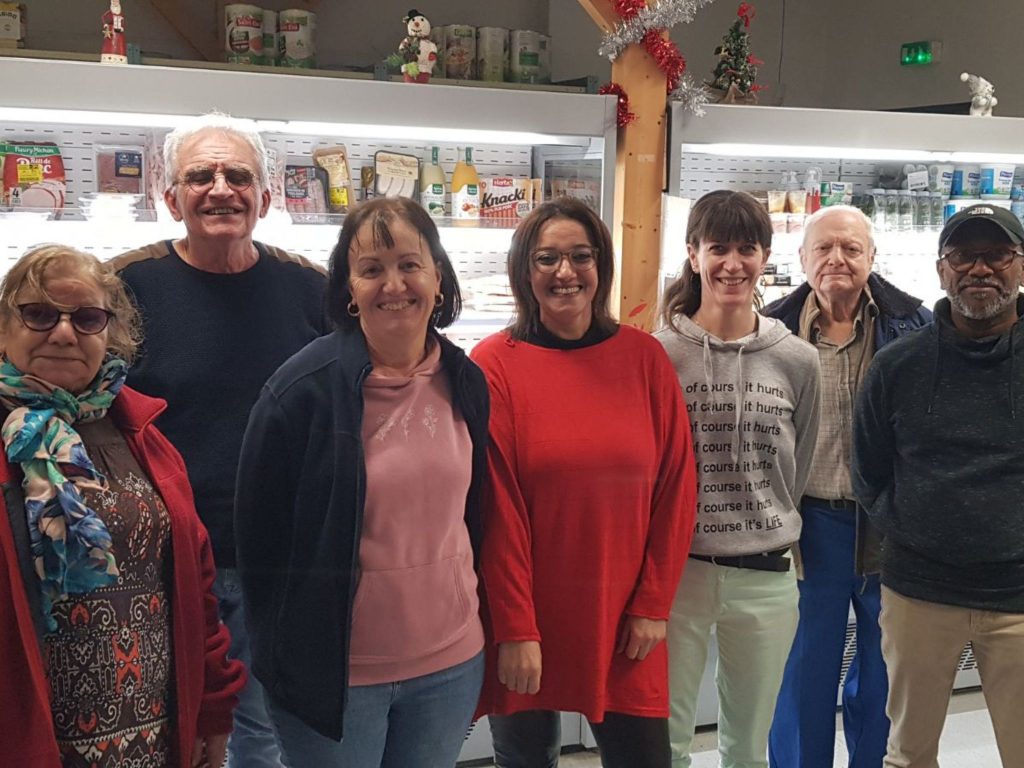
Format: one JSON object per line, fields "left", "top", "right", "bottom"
{"left": 708, "top": 2, "right": 764, "bottom": 102}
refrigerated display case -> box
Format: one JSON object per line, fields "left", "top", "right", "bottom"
{"left": 664, "top": 103, "right": 1022, "bottom": 720}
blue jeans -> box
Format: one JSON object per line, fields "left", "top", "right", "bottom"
{"left": 769, "top": 500, "right": 890, "bottom": 768}
{"left": 212, "top": 568, "right": 284, "bottom": 768}
{"left": 269, "top": 652, "right": 484, "bottom": 768}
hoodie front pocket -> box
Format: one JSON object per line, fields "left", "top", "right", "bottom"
{"left": 348, "top": 553, "right": 477, "bottom": 661}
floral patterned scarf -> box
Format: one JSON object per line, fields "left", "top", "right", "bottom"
{"left": 0, "top": 355, "right": 127, "bottom": 631}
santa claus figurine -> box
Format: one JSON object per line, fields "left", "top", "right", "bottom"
{"left": 398, "top": 9, "right": 437, "bottom": 83}
{"left": 101, "top": 0, "right": 127, "bottom": 65}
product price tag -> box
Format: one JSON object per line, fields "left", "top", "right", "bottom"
{"left": 17, "top": 163, "right": 42, "bottom": 184}
{"left": 115, "top": 151, "right": 142, "bottom": 178}
{"left": 907, "top": 170, "right": 929, "bottom": 191}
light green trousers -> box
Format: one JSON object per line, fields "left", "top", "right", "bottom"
{"left": 668, "top": 557, "right": 799, "bottom": 768}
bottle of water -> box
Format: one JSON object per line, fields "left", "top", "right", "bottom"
{"left": 1011, "top": 184, "right": 1024, "bottom": 227}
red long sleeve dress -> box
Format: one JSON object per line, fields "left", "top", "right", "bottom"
{"left": 471, "top": 326, "right": 697, "bottom": 721}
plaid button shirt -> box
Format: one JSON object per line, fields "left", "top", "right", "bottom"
{"left": 798, "top": 286, "right": 878, "bottom": 501}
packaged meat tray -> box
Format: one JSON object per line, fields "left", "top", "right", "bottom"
{"left": 1, "top": 141, "right": 66, "bottom": 216}
{"left": 285, "top": 165, "right": 330, "bottom": 222}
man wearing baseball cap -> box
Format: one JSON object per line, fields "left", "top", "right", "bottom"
{"left": 852, "top": 203, "right": 1024, "bottom": 767}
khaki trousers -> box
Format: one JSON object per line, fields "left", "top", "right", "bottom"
{"left": 879, "top": 586, "right": 1024, "bottom": 768}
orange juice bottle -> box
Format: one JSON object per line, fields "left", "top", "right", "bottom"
{"left": 452, "top": 146, "right": 480, "bottom": 225}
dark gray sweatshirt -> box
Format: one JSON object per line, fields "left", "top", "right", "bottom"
{"left": 852, "top": 297, "right": 1024, "bottom": 612}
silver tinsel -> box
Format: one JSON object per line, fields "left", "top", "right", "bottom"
{"left": 669, "top": 73, "right": 710, "bottom": 117}
{"left": 599, "top": 0, "right": 718, "bottom": 62}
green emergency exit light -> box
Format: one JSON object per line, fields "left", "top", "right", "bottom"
{"left": 901, "top": 40, "right": 941, "bottom": 66}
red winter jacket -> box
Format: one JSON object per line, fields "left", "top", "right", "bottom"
{"left": 0, "top": 386, "right": 246, "bottom": 767}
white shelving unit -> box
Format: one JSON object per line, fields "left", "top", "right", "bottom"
{"left": 0, "top": 57, "right": 618, "bottom": 353}
{"left": 665, "top": 103, "right": 1024, "bottom": 720}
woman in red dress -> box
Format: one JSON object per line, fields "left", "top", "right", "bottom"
{"left": 471, "top": 198, "right": 697, "bottom": 767}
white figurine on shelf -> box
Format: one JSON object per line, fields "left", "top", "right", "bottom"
{"left": 398, "top": 9, "right": 437, "bottom": 84}
{"left": 961, "top": 72, "right": 997, "bottom": 117}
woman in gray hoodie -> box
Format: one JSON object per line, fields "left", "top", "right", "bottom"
{"left": 655, "top": 190, "right": 821, "bottom": 768}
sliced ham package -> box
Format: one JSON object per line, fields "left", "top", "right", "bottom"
{"left": 1, "top": 141, "right": 66, "bottom": 215}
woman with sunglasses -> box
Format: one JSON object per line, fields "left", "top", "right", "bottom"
{"left": 0, "top": 244, "right": 245, "bottom": 767}
{"left": 654, "top": 190, "right": 821, "bottom": 768}
{"left": 471, "top": 198, "right": 697, "bottom": 767}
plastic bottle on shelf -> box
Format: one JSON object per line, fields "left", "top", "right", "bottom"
{"left": 885, "top": 190, "right": 899, "bottom": 232}
{"left": 420, "top": 146, "right": 446, "bottom": 219}
{"left": 1011, "top": 184, "right": 1024, "bottom": 227}
{"left": 869, "top": 189, "right": 887, "bottom": 232}
{"left": 783, "top": 170, "right": 805, "bottom": 214}
{"left": 804, "top": 167, "right": 822, "bottom": 213}
{"left": 915, "top": 191, "right": 931, "bottom": 229}
{"left": 452, "top": 146, "right": 481, "bottom": 225}
{"left": 930, "top": 192, "right": 945, "bottom": 229}
{"left": 897, "top": 190, "right": 913, "bottom": 231}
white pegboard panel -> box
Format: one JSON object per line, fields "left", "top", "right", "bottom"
{"left": 0, "top": 121, "right": 537, "bottom": 224}
{"left": 680, "top": 154, "right": 891, "bottom": 200}
{"left": 264, "top": 133, "right": 534, "bottom": 192}
{"left": 0, "top": 122, "right": 154, "bottom": 221}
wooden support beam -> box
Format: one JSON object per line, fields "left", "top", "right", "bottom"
{"left": 575, "top": 0, "right": 621, "bottom": 32}
{"left": 611, "top": 38, "right": 667, "bottom": 331}
{"left": 151, "top": 0, "right": 222, "bottom": 62}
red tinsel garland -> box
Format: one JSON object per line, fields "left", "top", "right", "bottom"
{"left": 602, "top": 0, "right": 689, "bottom": 126}
{"left": 642, "top": 30, "right": 686, "bottom": 93}
{"left": 613, "top": 0, "right": 647, "bottom": 20}
{"left": 599, "top": 82, "right": 638, "bottom": 126}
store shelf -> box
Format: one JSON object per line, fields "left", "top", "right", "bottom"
{"left": 0, "top": 57, "right": 616, "bottom": 148}
{"left": 0, "top": 48, "right": 591, "bottom": 95}
{"left": 669, "top": 103, "right": 1024, "bottom": 164}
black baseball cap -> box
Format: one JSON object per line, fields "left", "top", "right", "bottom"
{"left": 939, "top": 204, "right": 1024, "bottom": 251}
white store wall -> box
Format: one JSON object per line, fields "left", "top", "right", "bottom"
{"left": 19, "top": 0, "right": 1024, "bottom": 117}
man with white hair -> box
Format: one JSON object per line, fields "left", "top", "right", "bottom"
{"left": 763, "top": 205, "right": 930, "bottom": 768}
{"left": 111, "top": 114, "right": 327, "bottom": 767}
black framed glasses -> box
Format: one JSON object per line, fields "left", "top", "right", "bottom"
{"left": 940, "top": 246, "right": 1024, "bottom": 273}
{"left": 17, "top": 303, "right": 114, "bottom": 335}
{"left": 531, "top": 247, "right": 599, "bottom": 273}
{"left": 178, "top": 166, "right": 256, "bottom": 193}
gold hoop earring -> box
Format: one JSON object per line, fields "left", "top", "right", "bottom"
{"left": 347, "top": 301, "right": 360, "bottom": 317}
{"left": 434, "top": 293, "right": 444, "bottom": 308}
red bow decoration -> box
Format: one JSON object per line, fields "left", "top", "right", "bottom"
{"left": 738, "top": 2, "right": 755, "bottom": 27}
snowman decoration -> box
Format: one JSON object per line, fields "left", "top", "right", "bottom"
{"left": 961, "top": 72, "right": 998, "bottom": 117}
{"left": 398, "top": 9, "right": 437, "bottom": 83}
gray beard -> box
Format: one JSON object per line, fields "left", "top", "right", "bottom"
{"left": 948, "top": 283, "right": 1017, "bottom": 320}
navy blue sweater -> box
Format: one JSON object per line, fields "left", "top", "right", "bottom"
{"left": 113, "top": 240, "right": 328, "bottom": 566}
{"left": 852, "top": 298, "right": 1024, "bottom": 612}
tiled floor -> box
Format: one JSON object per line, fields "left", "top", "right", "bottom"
{"left": 485, "top": 690, "right": 999, "bottom": 767}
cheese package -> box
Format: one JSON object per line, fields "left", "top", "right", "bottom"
{"left": 1, "top": 141, "right": 66, "bottom": 215}
{"left": 480, "top": 176, "right": 533, "bottom": 219}
{"left": 313, "top": 145, "right": 354, "bottom": 213}
{"left": 374, "top": 151, "right": 419, "bottom": 199}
